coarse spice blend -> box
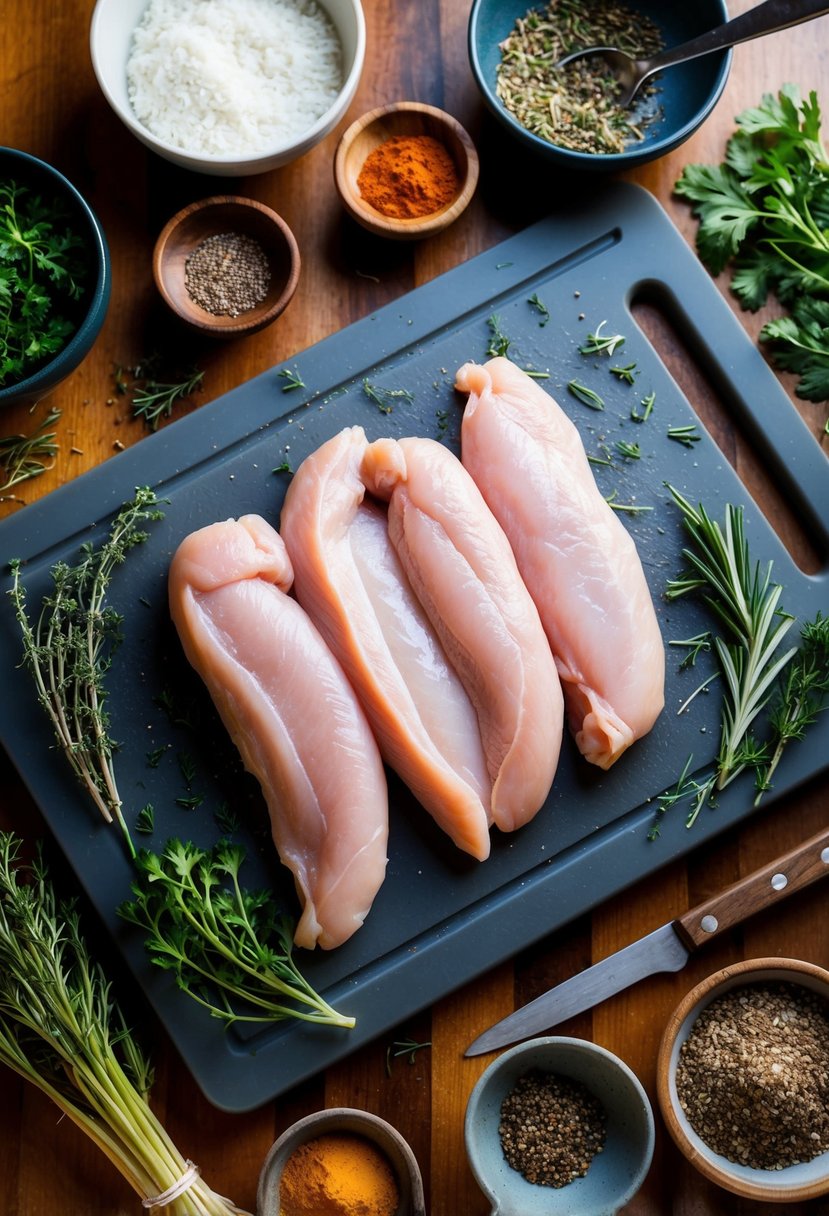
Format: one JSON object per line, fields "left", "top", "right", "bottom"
{"left": 184, "top": 231, "right": 271, "bottom": 317}
{"left": 676, "top": 982, "right": 829, "bottom": 1170}
{"left": 496, "top": 0, "right": 665, "bottom": 154}
{"left": 498, "top": 1068, "right": 607, "bottom": 1187}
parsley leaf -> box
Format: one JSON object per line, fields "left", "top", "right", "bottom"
{"left": 675, "top": 84, "right": 829, "bottom": 405}
{"left": 0, "top": 182, "right": 88, "bottom": 387}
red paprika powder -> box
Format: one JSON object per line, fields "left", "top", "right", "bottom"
{"left": 357, "top": 133, "right": 461, "bottom": 220}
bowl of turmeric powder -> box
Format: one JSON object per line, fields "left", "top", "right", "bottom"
{"left": 257, "top": 1106, "right": 426, "bottom": 1216}
{"left": 334, "top": 101, "right": 479, "bottom": 240}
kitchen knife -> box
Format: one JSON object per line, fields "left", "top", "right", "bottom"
{"left": 466, "top": 825, "right": 829, "bottom": 1056}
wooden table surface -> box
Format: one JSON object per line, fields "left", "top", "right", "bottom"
{"left": 2, "top": 2, "right": 828, "bottom": 1213}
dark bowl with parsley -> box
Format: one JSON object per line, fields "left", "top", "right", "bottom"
{"left": 468, "top": 0, "right": 731, "bottom": 170}
{"left": 0, "top": 148, "right": 111, "bottom": 408}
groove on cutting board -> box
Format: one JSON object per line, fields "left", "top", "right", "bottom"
{"left": 631, "top": 291, "right": 822, "bottom": 576}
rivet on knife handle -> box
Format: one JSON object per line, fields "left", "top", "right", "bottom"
{"left": 674, "top": 826, "right": 829, "bottom": 952}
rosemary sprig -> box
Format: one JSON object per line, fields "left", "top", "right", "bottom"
{"left": 669, "top": 632, "right": 713, "bottom": 670}
{"left": 579, "top": 320, "right": 625, "bottom": 357}
{"left": 119, "top": 839, "right": 355, "bottom": 1029}
{"left": 132, "top": 369, "right": 204, "bottom": 431}
{"left": 0, "top": 405, "right": 61, "bottom": 492}
{"left": 615, "top": 440, "right": 641, "bottom": 460}
{"left": 567, "top": 380, "right": 605, "bottom": 410}
{"left": 660, "top": 487, "right": 798, "bottom": 827}
{"left": 8, "top": 487, "right": 165, "bottom": 855}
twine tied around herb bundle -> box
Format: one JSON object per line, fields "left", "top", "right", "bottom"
{"left": 142, "top": 1161, "right": 250, "bottom": 1213}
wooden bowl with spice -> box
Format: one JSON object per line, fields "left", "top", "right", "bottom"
{"left": 657, "top": 957, "right": 829, "bottom": 1203}
{"left": 152, "top": 196, "right": 300, "bottom": 338}
{"left": 257, "top": 1107, "right": 426, "bottom": 1216}
{"left": 334, "top": 102, "right": 479, "bottom": 240}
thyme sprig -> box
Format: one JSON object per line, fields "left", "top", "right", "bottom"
{"left": 119, "top": 839, "right": 355, "bottom": 1029}
{"left": 657, "top": 487, "right": 798, "bottom": 828}
{"left": 753, "top": 612, "right": 829, "bottom": 801}
{"left": 0, "top": 833, "right": 247, "bottom": 1215}
{"left": 362, "top": 378, "right": 413, "bottom": 415}
{"left": 8, "top": 487, "right": 165, "bottom": 855}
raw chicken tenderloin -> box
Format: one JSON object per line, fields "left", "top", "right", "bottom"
{"left": 168, "top": 514, "right": 389, "bottom": 950}
{"left": 279, "top": 426, "right": 493, "bottom": 862}
{"left": 455, "top": 357, "right": 665, "bottom": 769}
{"left": 362, "top": 436, "right": 563, "bottom": 832}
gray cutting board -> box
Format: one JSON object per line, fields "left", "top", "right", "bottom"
{"left": 0, "top": 183, "right": 826, "bottom": 1112}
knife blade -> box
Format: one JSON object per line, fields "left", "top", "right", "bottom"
{"left": 466, "top": 824, "right": 829, "bottom": 1056}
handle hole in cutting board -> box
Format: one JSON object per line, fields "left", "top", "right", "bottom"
{"left": 631, "top": 293, "right": 822, "bottom": 576}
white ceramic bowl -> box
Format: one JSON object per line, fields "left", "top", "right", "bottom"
{"left": 90, "top": 0, "right": 365, "bottom": 176}
{"left": 657, "top": 958, "right": 829, "bottom": 1203}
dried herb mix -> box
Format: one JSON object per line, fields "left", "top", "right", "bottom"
{"left": 496, "top": 0, "right": 665, "bottom": 155}
{"left": 676, "top": 982, "right": 829, "bottom": 1170}
{"left": 499, "top": 1068, "right": 607, "bottom": 1187}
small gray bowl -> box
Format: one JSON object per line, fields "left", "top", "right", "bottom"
{"left": 257, "top": 1107, "right": 425, "bottom": 1216}
{"left": 468, "top": 0, "right": 731, "bottom": 171}
{"left": 465, "top": 1036, "right": 654, "bottom": 1216}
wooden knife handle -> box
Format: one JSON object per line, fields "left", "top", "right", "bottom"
{"left": 674, "top": 826, "right": 829, "bottom": 951}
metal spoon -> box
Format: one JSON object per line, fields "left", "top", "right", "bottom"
{"left": 556, "top": 0, "right": 829, "bottom": 109}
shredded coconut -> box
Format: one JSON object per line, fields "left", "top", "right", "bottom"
{"left": 126, "top": 0, "right": 343, "bottom": 156}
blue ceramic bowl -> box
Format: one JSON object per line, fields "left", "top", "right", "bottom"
{"left": 0, "top": 148, "right": 111, "bottom": 408}
{"left": 468, "top": 0, "right": 731, "bottom": 171}
{"left": 465, "top": 1036, "right": 655, "bottom": 1216}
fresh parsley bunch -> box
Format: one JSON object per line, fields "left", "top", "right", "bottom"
{"left": 675, "top": 84, "right": 829, "bottom": 405}
{"left": 0, "top": 181, "right": 88, "bottom": 387}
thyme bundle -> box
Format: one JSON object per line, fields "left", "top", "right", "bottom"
{"left": 495, "top": 0, "right": 664, "bottom": 155}
{"left": 0, "top": 833, "right": 248, "bottom": 1216}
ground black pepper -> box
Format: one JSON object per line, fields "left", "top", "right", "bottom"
{"left": 498, "top": 1068, "right": 607, "bottom": 1187}
{"left": 185, "top": 232, "right": 270, "bottom": 317}
{"left": 676, "top": 982, "right": 829, "bottom": 1170}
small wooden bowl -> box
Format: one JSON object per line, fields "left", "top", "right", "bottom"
{"left": 657, "top": 957, "right": 829, "bottom": 1203}
{"left": 334, "top": 101, "right": 479, "bottom": 240}
{"left": 152, "top": 196, "right": 300, "bottom": 338}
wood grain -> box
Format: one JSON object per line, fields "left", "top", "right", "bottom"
{"left": 1, "top": 2, "right": 828, "bottom": 1214}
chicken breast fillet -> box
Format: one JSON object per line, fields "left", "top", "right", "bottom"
{"left": 168, "top": 513, "right": 389, "bottom": 950}
{"left": 280, "top": 427, "right": 493, "bottom": 861}
{"left": 363, "top": 435, "right": 563, "bottom": 831}
{"left": 455, "top": 357, "right": 665, "bottom": 769}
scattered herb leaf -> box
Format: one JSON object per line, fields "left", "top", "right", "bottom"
{"left": 362, "top": 378, "right": 413, "bottom": 415}
{"left": 610, "top": 362, "right": 637, "bottom": 384}
{"left": 579, "top": 320, "right": 625, "bottom": 357}
{"left": 631, "top": 390, "right": 656, "bottom": 423}
{"left": 528, "top": 293, "right": 550, "bottom": 326}
{"left": 278, "top": 367, "right": 305, "bottom": 392}
{"left": 668, "top": 424, "right": 702, "bottom": 447}
{"left": 486, "top": 313, "right": 512, "bottom": 358}
{"left": 567, "top": 380, "right": 605, "bottom": 410}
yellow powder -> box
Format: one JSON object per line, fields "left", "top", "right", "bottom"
{"left": 279, "top": 1131, "right": 399, "bottom": 1216}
